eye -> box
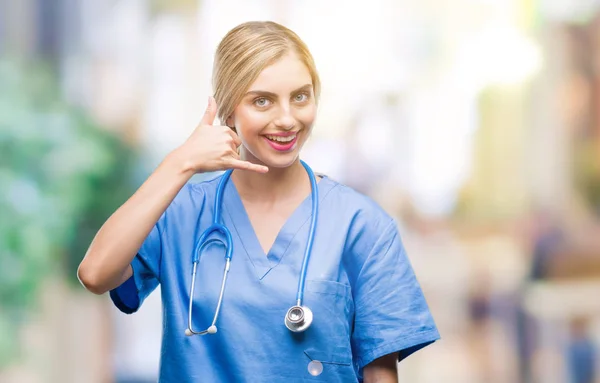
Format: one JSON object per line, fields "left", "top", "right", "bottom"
{"left": 254, "top": 97, "right": 271, "bottom": 107}
{"left": 294, "top": 92, "right": 310, "bottom": 103}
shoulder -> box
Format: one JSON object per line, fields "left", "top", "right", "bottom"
{"left": 321, "top": 175, "right": 396, "bottom": 236}
{"left": 321, "top": 177, "right": 407, "bottom": 289}
{"left": 187, "top": 173, "right": 221, "bottom": 197}
{"left": 162, "top": 173, "right": 223, "bottom": 216}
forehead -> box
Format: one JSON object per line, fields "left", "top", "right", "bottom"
{"left": 248, "top": 53, "right": 312, "bottom": 92}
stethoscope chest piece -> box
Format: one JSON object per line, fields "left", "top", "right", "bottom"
{"left": 285, "top": 305, "right": 313, "bottom": 332}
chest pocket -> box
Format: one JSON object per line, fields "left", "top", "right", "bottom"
{"left": 302, "top": 280, "right": 354, "bottom": 368}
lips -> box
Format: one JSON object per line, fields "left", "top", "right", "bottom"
{"left": 263, "top": 133, "right": 298, "bottom": 152}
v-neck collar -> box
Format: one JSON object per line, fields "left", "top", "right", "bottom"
{"left": 222, "top": 175, "right": 333, "bottom": 280}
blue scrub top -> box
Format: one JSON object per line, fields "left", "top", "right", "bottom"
{"left": 110, "top": 172, "right": 440, "bottom": 382}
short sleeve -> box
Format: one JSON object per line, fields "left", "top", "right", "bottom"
{"left": 110, "top": 221, "right": 163, "bottom": 314}
{"left": 351, "top": 219, "right": 440, "bottom": 369}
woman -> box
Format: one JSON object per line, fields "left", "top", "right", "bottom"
{"left": 78, "top": 21, "right": 439, "bottom": 382}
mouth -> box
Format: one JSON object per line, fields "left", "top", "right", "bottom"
{"left": 264, "top": 133, "right": 297, "bottom": 142}
{"left": 263, "top": 132, "right": 299, "bottom": 152}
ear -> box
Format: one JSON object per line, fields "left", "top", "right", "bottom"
{"left": 226, "top": 115, "right": 235, "bottom": 128}
{"left": 225, "top": 115, "right": 238, "bottom": 134}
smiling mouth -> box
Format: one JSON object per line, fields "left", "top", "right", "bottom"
{"left": 264, "top": 134, "right": 297, "bottom": 143}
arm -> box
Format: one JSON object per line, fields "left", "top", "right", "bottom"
{"left": 77, "top": 153, "right": 194, "bottom": 294}
{"left": 77, "top": 97, "right": 267, "bottom": 295}
{"left": 363, "top": 353, "right": 398, "bottom": 383}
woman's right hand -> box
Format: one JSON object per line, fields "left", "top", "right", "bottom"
{"left": 173, "top": 96, "right": 269, "bottom": 174}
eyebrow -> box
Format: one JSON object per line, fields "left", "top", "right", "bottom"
{"left": 245, "top": 84, "right": 313, "bottom": 98}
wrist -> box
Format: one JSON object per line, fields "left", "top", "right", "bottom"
{"left": 164, "top": 148, "right": 196, "bottom": 179}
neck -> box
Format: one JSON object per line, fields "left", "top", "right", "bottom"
{"left": 231, "top": 157, "right": 307, "bottom": 204}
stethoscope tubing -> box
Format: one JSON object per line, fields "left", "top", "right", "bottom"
{"left": 295, "top": 160, "right": 318, "bottom": 306}
{"left": 186, "top": 160, "right": 317, "bottom": 335}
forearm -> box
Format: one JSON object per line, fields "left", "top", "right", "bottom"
{"left": 363, "top": 369, "right": 398, "bottom": 383}
{"left": 78, "top": 151, "right": 193, "bottom": 294}
{"left": 363, "top": 353, "right": 398, "bottom": 383}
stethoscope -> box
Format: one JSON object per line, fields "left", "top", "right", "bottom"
{"left": 185, "top": 160, "right": 318, "bottom": 336}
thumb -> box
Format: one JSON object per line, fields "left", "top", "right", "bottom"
{"left": 200, "top": 96, "right": 217, "bottom": 126}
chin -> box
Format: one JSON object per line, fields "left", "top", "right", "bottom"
{"left": 260, "top": 153, "right": 300, "bottom": 169}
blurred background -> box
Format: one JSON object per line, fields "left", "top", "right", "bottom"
{"left": 2, "top": 0, "right": 600, "bottom": 382}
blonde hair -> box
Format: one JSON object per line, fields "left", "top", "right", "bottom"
{"left": 212, "top": 21, "right": 321, "bottom": 126}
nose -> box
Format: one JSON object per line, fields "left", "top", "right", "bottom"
{"left": 273, "top": 104, "right": 295, "bottom": 130}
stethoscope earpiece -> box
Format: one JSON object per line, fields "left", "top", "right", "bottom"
{"left": 185, "top": 325, "right": 218, "bottom": 337}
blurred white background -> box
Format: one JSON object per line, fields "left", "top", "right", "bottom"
{"left": 3, "top": 0, "right": 600, "bottom": 382}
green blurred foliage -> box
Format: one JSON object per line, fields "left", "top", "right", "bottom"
{"left": 0, "top": 59, "right": 137, "bottom": 367}
{"left": 150, "top": 0, "right": 198, "bottom": 15}
{"left": 574, "top": 140, "right": 600, "bottom": 215}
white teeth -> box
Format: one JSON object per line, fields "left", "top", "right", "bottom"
{"left": 266, "top": 134, "right": 296, "bottom": 143}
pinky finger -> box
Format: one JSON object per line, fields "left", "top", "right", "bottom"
{"left": 228, "top": 159, "right": 269, "bottom": 173}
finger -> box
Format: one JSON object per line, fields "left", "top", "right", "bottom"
{"left": 200, "top": 96, "right": 217, "bottom": 126}
{"left": 229, "top": 140, "right": 239, "bottom": 153}
{"left": 227, "top": 159, "right": 269, "bottom": 173}
{"left": 225, "top": 128, "right": 242, "bottom": 147}
{"left": 220, "top": 128, "right": 240, "bottom": 152}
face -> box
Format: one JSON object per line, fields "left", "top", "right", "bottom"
{"left": 227, "top": 52, "right": 317, "bottom": 168}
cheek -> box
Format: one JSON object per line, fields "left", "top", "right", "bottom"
{"left": 235, "top": 109, "right": 269, "bottom": 133}
{"left": 296, "top": 104, "right": 317, "bottom": 124}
